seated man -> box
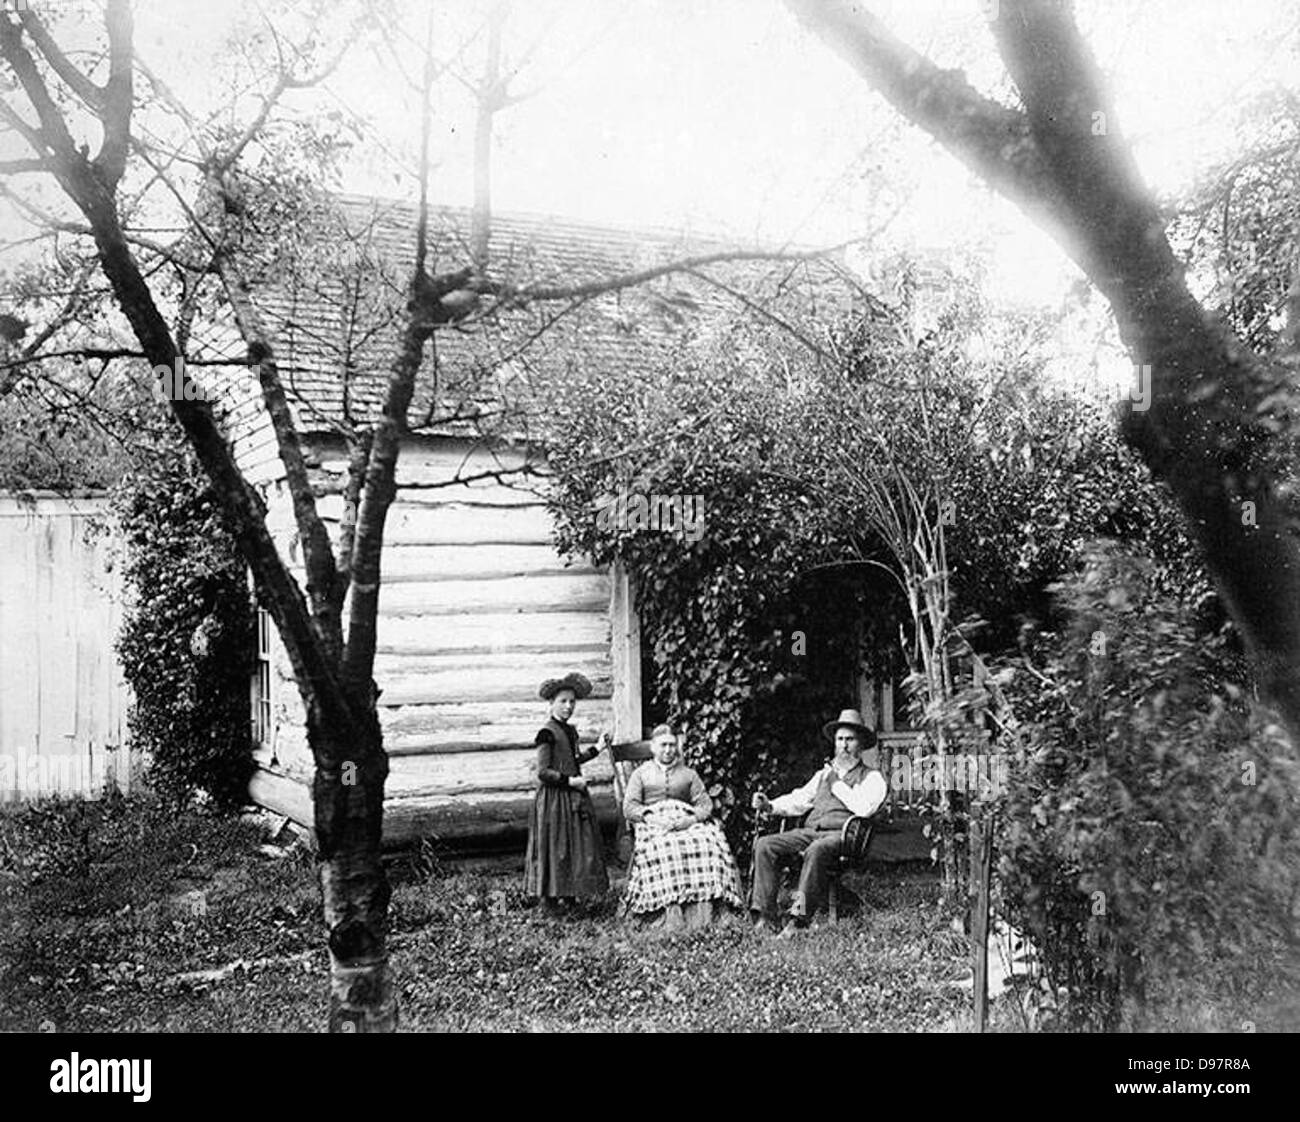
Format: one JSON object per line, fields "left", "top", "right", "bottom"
{"left": 750, "top": 708, "right": 887, "bottom": 936}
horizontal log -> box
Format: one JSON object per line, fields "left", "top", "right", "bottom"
{"left": 271, "top": 709, "right": 620, "bottom": 763}
{"left": 384, "top": 733, "right": 618, "bottom": 760}
{"left": 372, "top": 573, "right": 610, "bottom": 617}
{"left": 390, "top": 485, "right": 548, "bottom": 509}
{"left": 249, "top": 767, "right": 314, "bottom": 827}
{"left": 380, "top": 661, "right": 612, "bottom": 707}
{"left": 380, "top": 639, "right": 606, "bottom": 660}
{"left": 248, "top": 766, "right": 620, "bottom": 847}
{"left": 310, "top": 482, "right": 545, "bottom": 508}
{"left": 286, "top": 558, "right": 597, "bottom": 591}
{"left": 329, "top": 503, "right": 554, "bottom": 546}
{"left": 375, "top": 611, "right": 609, "bottom": 656}
{"left": 385, "top": 739, "right": 524, "bottom": 757}
{"left": 379, "top": 699, "right": 615, "bottom": 754}
{"left": 380, "top": 541, "right": 583, "bottom": 575}
{"left": 371, "top": 665, "right": 608, "bottom": 717}
{"left": 383, "top": 794, "right": 538, "bottom": 847}
{"left": 381, "top": 698, "right": 614, "bottom": 734}
{"left": 311, "top": 440, "right": 540, "bottom": 481}
{"left": 377, "top": 567, "right": 590, "bottom": 585}
{"left": 387, "top": 750, "right": 539, "bottom": 797}
{"left": 375, "top": 647, "right": 608, "bottom": 681}
{"left": 377, "top": 543, "right": 595, "bottom": 583}
{"left": 245, "top": 457, "right": 287, "bottom": 487}
{"left": 393, "top": 444, "right": 540, "bottom": 480}
{"left": 386, "top": 748, "right": 614, "bottom": 799}
{"left": 382, "top": 720, "right": 614, "bottom": 757}
{"left": 380, "top": 787, "right": 620, "bottom": 847}
{"left": 316, "top": 483, "right": 542, "bottom": 517}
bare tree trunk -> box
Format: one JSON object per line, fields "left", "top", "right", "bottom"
{"left": 0, "top": 2, "right": 399, "bottom": 1031}
{"left": 312, "top": 709, "right": 395, "bottom": 1033}
{"left": 90, "top": 188, "right": 398, "bottom": 1035}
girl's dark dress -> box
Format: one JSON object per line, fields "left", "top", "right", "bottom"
{"left": 523, "top": 717, "right": 608, "bottom": 900}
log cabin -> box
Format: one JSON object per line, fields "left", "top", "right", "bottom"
{"left": 207, "top": 194, "right": 857, "bottom": 850}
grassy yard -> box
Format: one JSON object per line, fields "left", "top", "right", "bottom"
{"left": 0, "top": 795, "right": 1292, "bottom": 1032}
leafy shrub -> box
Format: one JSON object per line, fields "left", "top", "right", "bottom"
{"left": 994, "top": 542, "right": 1300, "bottom": 1029}
{"left": 546, "top": 320, "right": 886, "bottom": 852}
{"left": 555, "top": 458, "right": 866, "bottom": 850}
{"left": 545, "top": 288, "right": 1203, "bottom": 859}
{"left": 114, "top": 450, "right": 255, "bottom": 811}
{"left": 0, "top": 796, "right": 100, "bottom": 884}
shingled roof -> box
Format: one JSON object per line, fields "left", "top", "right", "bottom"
{"left": 233, "top": 193, "right": 857, "bottom": 439}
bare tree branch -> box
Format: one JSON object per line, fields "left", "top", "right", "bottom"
{"left": 0, "top": 95, "right": 45, "bottom": 150}
{"left": 784, "top": 0, "right": 1062, "bottom": 216}
{"left": 217, "top": 259, "right": 344, "bottom": 656}
{"left": 0, "top": 17, "right": 79, "bottom": 158}
{"left": 471, "top": 1, "right": 507, "bottom": 271}
{"left": 398, "top": 462, "right": 547, "bottom": 490}
{"left": 211, "top": 37, "right": 352, "bottom": 178}
{"left": 483, "top": 246, "right": 841, "bottom": 305}
{"left": 332, "top": 428, "right": 372, "bottom": 613}
{"left": 0, "top": 156, "right": 49, "bottom": 173}
{"left": 18, "top": 10, "right": 104, "bottom": 111}
{"left": 343, "top": 1, "right": 441, "bottom": 689}
{"left": 0, "top": 347, "right": 144, "bottom": 372}
{"left": 683, "top": 266, "right": 832, "bottom": 363}
{"left": 134, "top": 57, "right": 215, "bottom": 163}
{"left": 788, "top": 0, "right": 1300, "bottom": 740}
{"left": 1, "top": 0, "right": 399, "bottom": 1033}
{"left": 97, "top": 0, "right": 133, "bottom": 187}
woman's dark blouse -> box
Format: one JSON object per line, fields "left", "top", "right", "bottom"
{"left": 535, "top": 720, "right": 600, "bottom": 787}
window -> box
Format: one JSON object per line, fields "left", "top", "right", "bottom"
{"left": 252, "top": 607, "right": 272, "bottom": 747}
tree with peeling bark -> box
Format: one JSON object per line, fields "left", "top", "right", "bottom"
{"left": 786, "top": 0, "right": 1300, "bottom": 744}
{"left": 0, "top": 2, "right": 843, "bottom": 1030}
{"left": 1, "top": 0, "right": 403, "bottom": 1031}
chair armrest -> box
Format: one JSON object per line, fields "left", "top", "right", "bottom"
{"left": 757, "top": 810, "right": 808, "bottom": 835}
{"left": 839, "top": 816, "right": 875, "bottom": 866}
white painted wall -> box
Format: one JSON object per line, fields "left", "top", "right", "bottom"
{"left": 0, "top": 494, "right": 135, "bottom": 802}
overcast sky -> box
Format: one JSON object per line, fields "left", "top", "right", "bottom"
{"left": 313, "top": 0, "right": 1300, "bottom": 308}
{"left": 5, "top": 0, "right": 1300, "bottom": 315}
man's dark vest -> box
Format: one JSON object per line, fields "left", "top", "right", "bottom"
{"left": 806, "top": 761, "right": 871, "bottom": 831}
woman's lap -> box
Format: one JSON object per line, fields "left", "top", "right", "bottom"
{"left": 623, "top": 820, "right": 744, "bottom": 915}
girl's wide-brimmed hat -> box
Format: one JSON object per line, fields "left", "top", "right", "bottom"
{"left": 538, "top": 672, "right": 593, "bottom": 701}
{"left": 821, "top": 708, "right": 877, "bottom": 747}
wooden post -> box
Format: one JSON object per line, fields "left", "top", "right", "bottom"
{"left": 858, "top": 673, "right": 877, "bottom": 729}
{"left": 970, "top": 812, "right": 994, "bottom": 1032}
{"left": 609, "top": 560, "right": 643, "bottom": 744}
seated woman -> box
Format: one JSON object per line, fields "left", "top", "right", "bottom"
{"left": 621, "top": 724, "right": 744, "bottom": 930}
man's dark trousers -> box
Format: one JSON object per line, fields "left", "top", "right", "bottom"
{"left": 750, "top": 827, "right": 842, "bottom": 921}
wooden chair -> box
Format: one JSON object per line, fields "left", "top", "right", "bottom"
{"left": 606, "top": 738, "right": 653, "bottom": 865}
{"left": 755, "top": 810, "right": 877, "bottom": 924}
{"left": 829, "top": 814, "right": 876, "bottom": 922}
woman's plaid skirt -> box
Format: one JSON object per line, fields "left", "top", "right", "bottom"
{"left": 621, "top": 801, "right": 744, "bottom": 916}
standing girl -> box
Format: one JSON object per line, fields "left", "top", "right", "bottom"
{"left": 523, "top": 671, "right": 609, "bottom": 910}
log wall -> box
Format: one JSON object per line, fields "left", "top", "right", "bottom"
{"left": 248, "top": 436, "right": 639, "bottom": 847}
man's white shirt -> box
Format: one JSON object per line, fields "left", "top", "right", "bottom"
{"left": 768, "top": 762, "right": 886, "bottom": 821}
